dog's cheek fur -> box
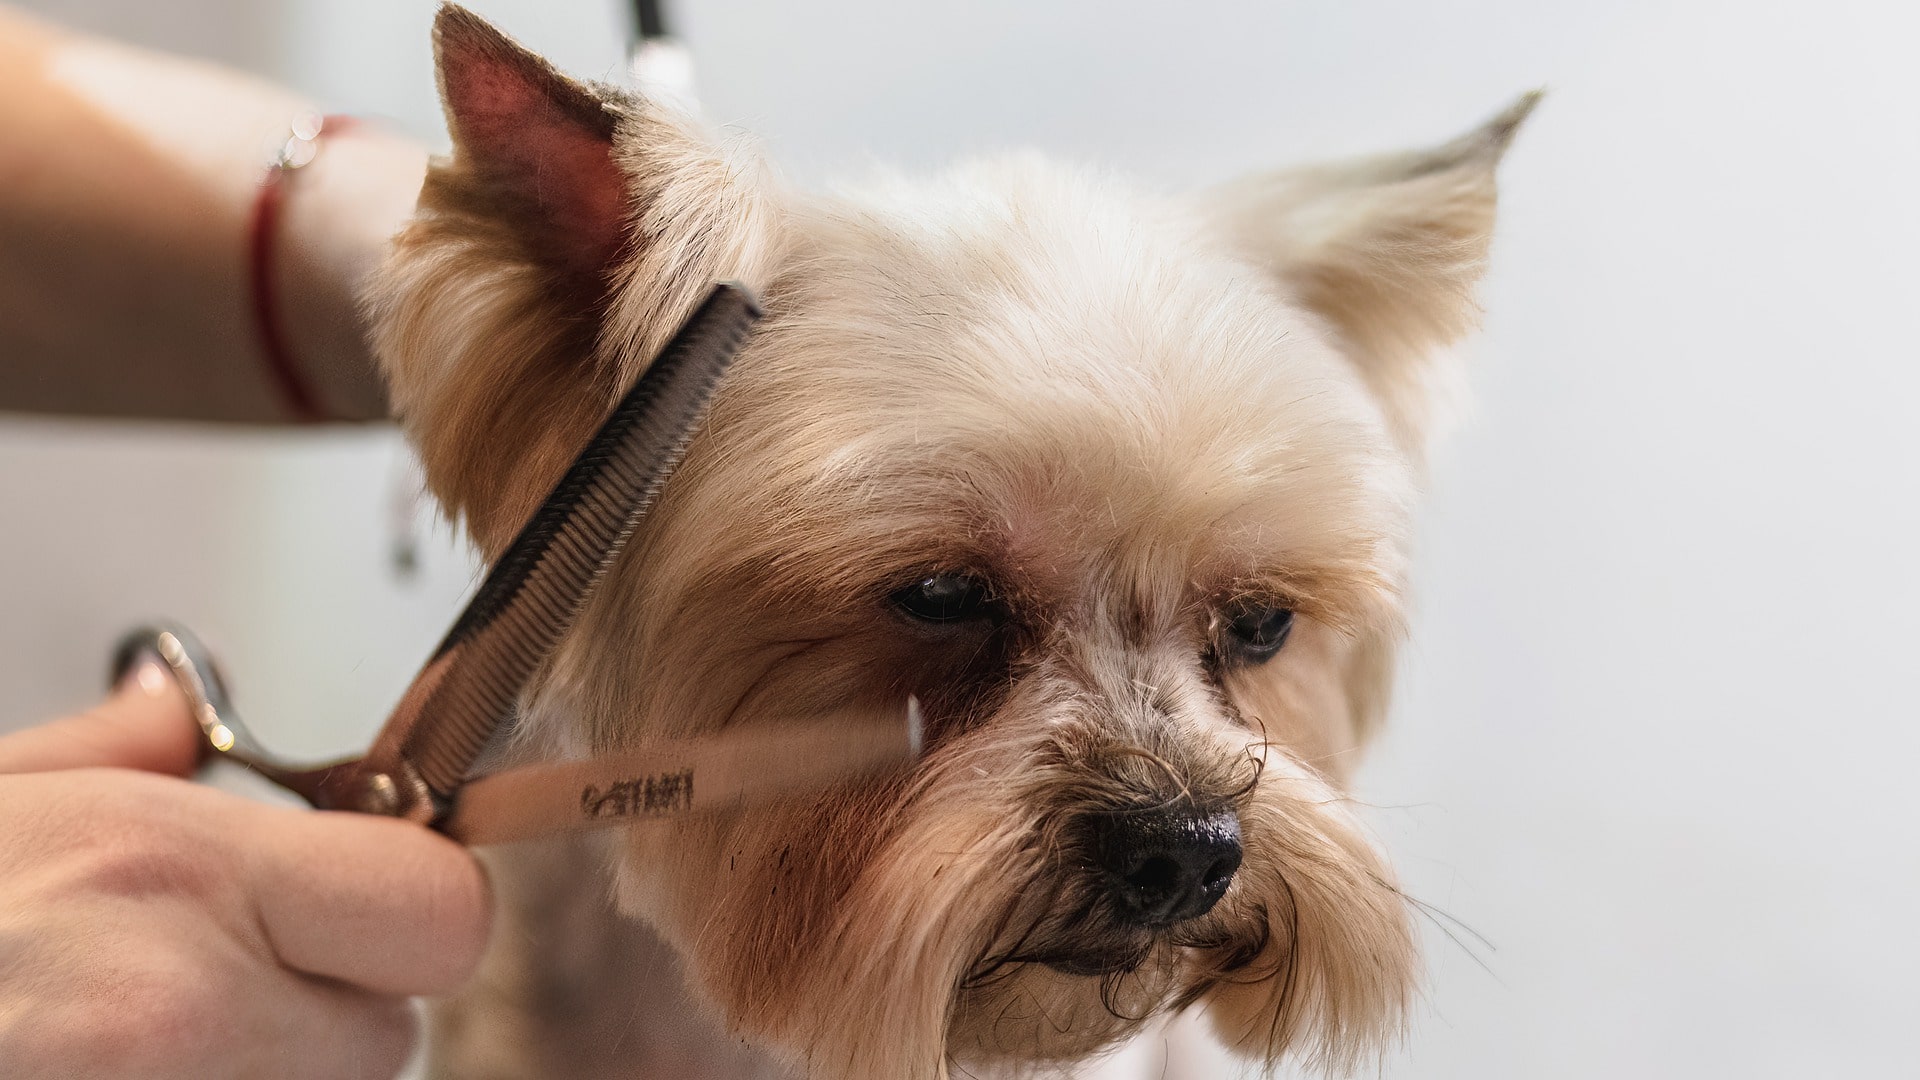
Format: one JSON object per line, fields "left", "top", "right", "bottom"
{"left": 620, "top": 720, "right": 1060, "bottom": 1077}
{"left": 1200, "top": 751, "right": 1416, "bottom": 1072}
{"left": 1222, "top": 616, "right": 1382, "bottom": 783}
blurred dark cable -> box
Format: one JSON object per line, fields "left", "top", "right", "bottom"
{"left": 630, "top": 0, "right": 669, "bottom": 41}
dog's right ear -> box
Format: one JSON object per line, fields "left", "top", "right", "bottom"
{"left": 373, "top": 5, "right": 780, "bottom": 555}
{"left": 431, "top": 3, "right": 626, "bottom": 283}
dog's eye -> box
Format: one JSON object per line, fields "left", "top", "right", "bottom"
{"left": 1223, "top": 606, "right": 1294, "bottom": 662}
{"left": 893, "top": 573, "right": 994, "bottom": 623}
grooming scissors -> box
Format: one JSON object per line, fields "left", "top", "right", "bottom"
{"left": 111, "top": 284, "right": 920, "bottom": 845}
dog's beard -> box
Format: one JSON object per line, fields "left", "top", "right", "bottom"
{"left": 605, "top": 662, "right": 1415, "bottom": 1078}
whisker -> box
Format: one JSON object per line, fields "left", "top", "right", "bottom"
{"left": 1371, "top": 874, "right": 1503, "bottom": 982}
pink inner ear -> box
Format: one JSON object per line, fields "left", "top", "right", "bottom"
{"left": 440, "top": 40, "right": 628, "bottom": 277}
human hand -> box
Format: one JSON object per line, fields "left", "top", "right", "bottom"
{"left": 0, "top": 662, "right": 492, "bottom": 1079}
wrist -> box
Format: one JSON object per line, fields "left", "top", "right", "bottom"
{"left": 271, "top": 121, "right": 428, "bottom": 423}
{"left": 26, "top": 27, "right": 429, "bottom": 423}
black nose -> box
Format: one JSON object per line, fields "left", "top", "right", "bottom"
{"left": 1089, "top": 806, "right": 1243, "bottom": 928}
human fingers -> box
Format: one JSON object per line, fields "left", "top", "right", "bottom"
{"left": 241, "top": 804, "right": 493, "bottom": 996}
{"left": 0, "top": 660, "right": 201, "bottom": 776}
{"left": 0, "top": 755, "right": 492, "bottom": 995}
{"left": 0, "top": 770, "right": 432, "bottom": 1079}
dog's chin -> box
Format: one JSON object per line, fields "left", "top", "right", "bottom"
{"left": 945, "top": 906, "right": 1254, "bottom": 1064}
{"left": 948, "top": 939, "right": 1208, "bottom": 1065}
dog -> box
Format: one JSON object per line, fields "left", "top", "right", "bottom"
{"left": 368, "top": 6, "right": 1532, "bottom": 1077}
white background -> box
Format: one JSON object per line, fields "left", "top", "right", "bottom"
{"left": 4, "top": 1, "right": 1916, "bottom": 1076}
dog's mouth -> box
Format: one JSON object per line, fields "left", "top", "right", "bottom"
{"left": 971, "top": 881, "right": 1244, "bottom": 983}
{"left": 1018, "top": 923, "right": 1236, "bottom": 979}
{"left": 984, "top": 926, "right": 1161, "bottom": 980}
{"left": 1038, "top": 948, "right": 1148, "bottom": 977}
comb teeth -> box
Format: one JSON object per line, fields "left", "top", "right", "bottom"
{"left": 389, "top": 284, "right": 761, "bottom": 796}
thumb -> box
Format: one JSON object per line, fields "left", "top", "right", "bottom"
{"left": 0, "top": 659, "right": 203, "bottom": 776}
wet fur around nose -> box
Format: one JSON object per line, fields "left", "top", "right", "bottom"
{"left": 373, "top": 5, "right": 1533, "bottom": 1077}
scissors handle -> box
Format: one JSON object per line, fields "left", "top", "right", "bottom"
{"left": 110, "top": 625, "right": 431, "bottom": 820}
{"left": 109, "top": 622, "right": 923, "bottom": 845}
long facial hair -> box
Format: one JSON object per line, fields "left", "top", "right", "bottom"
{"left": 547, "top": 553, "right": 1417, "bottom": 1078}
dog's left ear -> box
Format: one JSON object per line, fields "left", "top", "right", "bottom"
{"left": 1204, "top": 92, "right": 1539, "bottom": 453}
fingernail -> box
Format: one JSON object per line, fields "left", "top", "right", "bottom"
{"left": 119, "top": 659, "right": 171, "bottom": 697}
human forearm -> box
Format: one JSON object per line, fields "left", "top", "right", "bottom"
{"left": 0, "top": 6, "right": 426, "bottom": 423}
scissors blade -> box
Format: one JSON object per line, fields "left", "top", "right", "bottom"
{"left": 438, "top": 699, "right": 924, "bottom": 846}
{"left": 363, "top": 283, "right": 761, "bottom": 811}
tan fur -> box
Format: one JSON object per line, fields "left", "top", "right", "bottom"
{"left": 371, "top": 7, "right": 1530, "bottom": 1077}
{"left": 1203, "top": 91, "right": 1538, "bottom": 458}
{"left": 429, "top": 836, "right": 785, "bottom": 1080}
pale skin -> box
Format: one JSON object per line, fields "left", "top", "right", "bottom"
{"left": 0, "top": 4, "right": 427, "bottom": 422}
{"left": 0, "top": 5, "right": 488, "bottom": 1076}
{"left": 0, "top": 666, "right": 493, "bottom": 1078}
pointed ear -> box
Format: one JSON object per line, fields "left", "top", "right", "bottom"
{"left": 432, "top": 3, "right": 627, "bottom": 278}
{"left": 1205, "top": 92, "right": 1540, "bottom": 452}
{"left": 374, "top": 6, "right": 782, "bottom": 558}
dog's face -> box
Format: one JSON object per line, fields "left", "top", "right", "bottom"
{"left": 375, "top": 8, "right": 1529, "bottom": 1076}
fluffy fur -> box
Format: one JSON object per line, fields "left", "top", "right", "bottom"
{"left": 370, "top": 7, "right": 1532, "bottom": 1078}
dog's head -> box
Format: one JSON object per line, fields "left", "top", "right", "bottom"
{"left": 373, "top": 7, "right": 1530, "bottom": 1075}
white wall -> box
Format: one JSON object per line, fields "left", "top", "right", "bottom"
{"left": 4, "top": 1, "right": 1914, "bottom": 1076}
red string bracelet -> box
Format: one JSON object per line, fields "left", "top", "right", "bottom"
{"left": 247, "top": 112, "right": 356, "bottom": 424}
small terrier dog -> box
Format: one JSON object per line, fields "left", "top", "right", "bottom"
{"left": 370, "top": 7, "right": 1532, "bottom": 1077}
